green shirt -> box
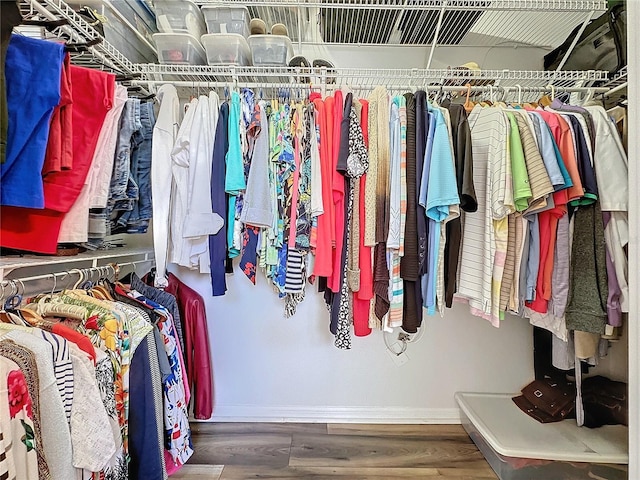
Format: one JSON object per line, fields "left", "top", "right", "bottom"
{"left": 506, "top": 112, "right": 531, "bottom": 212}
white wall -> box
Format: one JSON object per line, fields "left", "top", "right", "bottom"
{"left": 297, "top": 44, "right": 547, "bottom": 70}
{"left": 626, "top": 0, "right": 638, "bottom": 475}
{"left": 174, "top": 265, "right": 534, "bottom": 422}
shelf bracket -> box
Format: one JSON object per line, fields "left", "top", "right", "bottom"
{"left": 555, "top": 10, "right": 596, "bottom": 71}
{"left": 426, "top": 1, "right": 447, "bottom": 70}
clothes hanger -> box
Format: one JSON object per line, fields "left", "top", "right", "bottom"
{"left": 494, "top": 86, "right": 508, "bottom": 108}
{"left": 2, "top": 281, "right": 22, "bottom": 312}
{"left": 0, "top": 279, "right": 40, "bottom": 327}
{"left": 127, "top": 84, "right": 155, "bottom": 101}
{"left": 71, "top": 268, "right": 86, "bottom": 290}
{"left": 515, "top": 84, "right": 523, "bottom": 106}
{"left": 16, "top": 308, "right": 52, "bottom": 328}
{"left": 0, "top": 281, "right": 11, "bottom": 308}
{"left": 91, "top": 267, "right": 114, "bottom": 301}
{"left": 63, "top": 37, "right": 102, "bottom": 53}
{"left": 21, "top": 18, "right": 70, "bottom": 29}
{"left": 538, "top": 84, "right": 555, "bottom": 107}
{"left": 13, "top": 278, "right": 52, "bottom": 328}
{"left": 463, "top": 83, "right": 475, "bottom": 113}
{"left": 523, "top": 87, "right": 537, "bottom": 108}
{"left": 480, "top": 85, "right": 493, "bottom": 107}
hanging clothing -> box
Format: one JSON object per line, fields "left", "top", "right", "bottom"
{"left": 241, "top": 101, "right": 272, "bottom": 228}
{"left": 171, "top": 96, "right": 223, "bottom": 272}
{"left": 0, "top": 355, "right": 39, "bottom": 480}
{"left": 0, "top": 330, "right": 75, "bottom": 480}
{"left": 401, "top": 92, "right": 421, "bottom": 333}
{"left": 1, "top": 34, "right": 64, "bottom": 209}
{"left": 0, "top": 0, "right": 22, "bottom": 166}
{"left": 353, "top": 98, "right": 373, "bottom": 337}
{"left": 226, "top": 91, "right": 246, "bottom": 259}
{"left": 457, "top": 106, "right": 508, "bottom": 326}
{"left": 443, "top": 102, "right": 476, "bottom": 308}
{"left": 328, "top": 90, "right": 346, "bottom": 293}
{"left": 151, "top": 84, "right": 180, "bottom": 287}
{"left": 89, "top": 84, "right": 129, "bottom": 209}
{"left": 387, "top": 100, "right": 402, "bottom": 327}
{"left": 43, "top": 53, "right": 73, "bottom": 176}
{"left": 1, "top": 65, "right": 114, "bottom": 254}
{"left": 209, "top": 101, "right": 230, "bottom": 296}
{"left": 0, "top": 341, "right": 49, "bottom": 480}
{"left": 160, "top": 273, "right": 214, "bottom": 420}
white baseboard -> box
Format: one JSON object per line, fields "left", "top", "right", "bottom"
{"left": 198, "top": 405, "right": 461, "bottom": 424}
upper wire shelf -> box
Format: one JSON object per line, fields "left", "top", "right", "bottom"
{"left": 196, "top": 0, "right": 606, "bottom": 11}
{"left": 136, "top": 64, "right": 608, "bottom": 89}
{"left": 604, "top": 66, "right": 628, "bottom": 89}
{"left": 18, "top": 0, "right": 140, "bottom": 75}
{"left": 197, "top": 0, "right": 606, "bottom": 47}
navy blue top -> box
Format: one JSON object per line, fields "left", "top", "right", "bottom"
{"left": 209, "top": 102, "right": 230, "bottom": 296}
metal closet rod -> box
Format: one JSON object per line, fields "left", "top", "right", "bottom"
{"left": 0, "top": 259, "right": 154, "bottom": 287}
{"left": 604, "top": 81, "right": 628, "bottom": 97}
{"left": 133, "top": 81, "right": 609, "bottom": 95}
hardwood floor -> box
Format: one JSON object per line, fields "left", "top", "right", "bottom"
{"left": 172, "top": 423, "right": 498, "bottom": 479}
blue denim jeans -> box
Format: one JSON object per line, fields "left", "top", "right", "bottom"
{"left": 109, "top": 98, "right": 141, "bottom": 213}
{"left": 116, "top": 99, "right": 155, "bottom": 233}
{"left": 85, "top": 207, "right": 109, "bottom": 248}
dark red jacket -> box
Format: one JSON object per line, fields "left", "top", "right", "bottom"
{"left": 164, "top": 273, "right": 214, "bottom": 419}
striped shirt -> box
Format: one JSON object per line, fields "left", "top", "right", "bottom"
{"left": 513, "top": 111, "right": 554, "bottom": 208}
{"left": 39, "top": 330, "right": 74, "bottom": 424}
{"left": 387, "top": 99, "right": 403, "bottom": 327}
{"left": 457, "top": 106, "right": 509, "bottom": 326}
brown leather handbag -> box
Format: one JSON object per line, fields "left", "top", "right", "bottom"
{"left": 513, "top": 377, "right": 576, "bottom": 424}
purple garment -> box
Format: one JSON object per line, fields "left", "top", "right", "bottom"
{"left": 603, "top": 212, "right": 623, "bottom": 327}
{"left": 549, "top": 98, "right": 596, "bottom": 152}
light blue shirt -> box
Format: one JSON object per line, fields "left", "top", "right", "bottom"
{"left": 422, "top": 105, "right": 460, "bottom": 314}
{"left": 526, "top": 214, "right": 540, "bottom": 301}
{"left": 527, "top": 112, "right": 571, "bottom": 191}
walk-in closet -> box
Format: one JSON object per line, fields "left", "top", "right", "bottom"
{"left": 0, "top": 0, "right": 635, "bottom": 478}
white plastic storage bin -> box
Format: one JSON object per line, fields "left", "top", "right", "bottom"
{"left": 154, "top": 0, "right": 206, "bottom": 39}
{"left": 201, "top": 34, "right": 251, "bottom": 66}
{"left": 248, "top": 34, "right": 293, "bottom": 66}
{"left": 201, "top": 6, "right": 250, "bottom": 37}
{"left": 455, "top": 392, "right": 628, "bottom": 480}
{"left": 153, "top": 33, "right": 206, "bottom": 65}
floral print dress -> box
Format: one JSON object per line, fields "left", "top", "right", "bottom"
{"left": 0, "top": 344, "right": 45, "bottom": 480}
{"left": 57, "top": 292, "right": 129, "bottom": 480}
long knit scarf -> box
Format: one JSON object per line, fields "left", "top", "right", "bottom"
{"left": 370, "top": 87, "right": 391, "bottom": 327}
{"left": 364, "top": 89, "right": 380, "bottom": 247}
